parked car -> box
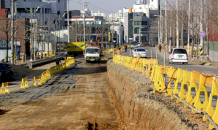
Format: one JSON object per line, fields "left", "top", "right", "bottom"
{"left": 130, "top": 41, "right": 138, "bottom": 49}
{"left": 138, "top": 44, "right": 145, "bottom": 47}
{"left": 169, "top": 48, "right": 188, "bottom": 64}
{"left": 132, "top": 48, "right": 147, "bottom": 58}
{"left": 0, "top": 63, "right": 14, "bottom": 82}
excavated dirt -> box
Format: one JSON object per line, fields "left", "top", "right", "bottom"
{"left": 106, "top": 60, "right": 209, "bottom": 130}
{"left": 0, "top": 54, "right": 211, "bottom": 130}
{"left": 0, "top": 58, "right": 120, "bottom": 130}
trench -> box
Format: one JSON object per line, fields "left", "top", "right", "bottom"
{"left": 106, "top": 60, "right": 201, "bottom": 130}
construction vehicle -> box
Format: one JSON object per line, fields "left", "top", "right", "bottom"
{"left": 67, "top": 42, "right": 87, "bottom": 55}
{"left": 83, "top": 40, "right": 101, "bottom": 62}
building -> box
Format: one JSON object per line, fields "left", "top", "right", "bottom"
{"left": 123, "top": 0, "right": 160, "bottom": 44}
{"left": 0, "top": 9, "right": 7, "bottom": 18}
{"left": 0, "top": 15, "right": 30, "bottom": 57}
{"left": 5, "top": 0, "right": 66, "bottom": 27}
{"left": 0, "top": 39, "right": 21, "bottom": 61}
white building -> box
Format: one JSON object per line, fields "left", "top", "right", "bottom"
{"left": 125, "top": 0, "right": 159, "bottom": 44}
{"left": 5, "top": 0, "right": 67, "bottom": 26}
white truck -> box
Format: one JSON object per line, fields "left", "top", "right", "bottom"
{"left": 84, "top": 46, "right": 101, "bottom": 62}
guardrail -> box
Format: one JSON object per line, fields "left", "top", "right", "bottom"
{"left": 113, "top": 54, "right": 218, "bottom": 129}
{"left": 26, "top": 57, "right": 60, "bottom": 69}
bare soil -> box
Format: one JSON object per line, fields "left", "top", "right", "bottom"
{"left": 106, "top": 60, "right": 209, "bottom": 130}
{"left": 0, "top": 58, "right": 119, "bottom": 130}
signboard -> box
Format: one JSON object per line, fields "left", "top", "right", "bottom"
{"left": 199, "top": 31, "right": 206, "bottom": 37}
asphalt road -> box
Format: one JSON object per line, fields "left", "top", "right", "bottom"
{"left": 123, "top": 47, "right": 218, "bottom": 75}
{"left": 122, "top": 46, "right": 217, "bottom": 108}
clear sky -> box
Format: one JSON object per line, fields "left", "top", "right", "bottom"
{"left": 69, "top": 0, "right": 138, "bottom": 16}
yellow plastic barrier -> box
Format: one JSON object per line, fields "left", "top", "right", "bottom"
{"left": 33, "top": 76, "right": 41, "bottom": 86}
{"left": 178, "top": 70, "right": 190, "bottom": 103}
{"left": 113, "top": 53, "right": 218, "bottom": 129}
{"left": 0, "top": 82, "right": 9, "bottom": 94}
{"left": 165, "top": 68, "right": 177, "bottom": 97}
{"left": 203, "top": 77, "right": 218, "bottom": 124}
{"left": 20, "top": 77, "right": 29, "bottom": 89}
{"left": 4, "top": 82, "right": 9, "bottom": 93}
{"left": 209, "top": 78, "right": 218, "bottom": 129}
{"left": 191, "top": 72, "right": 209, "bottom": 113}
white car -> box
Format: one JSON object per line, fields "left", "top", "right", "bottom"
{"left": 132, "top": 48, "right": 147, "bottom": 58}
{"left": 169, "top": 48, "right": 188, "bottom": 64}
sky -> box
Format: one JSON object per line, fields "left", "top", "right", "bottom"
{"left": 69, "top": 0, "right": 138, "bottom": 16}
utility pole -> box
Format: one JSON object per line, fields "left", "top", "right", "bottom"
{"left": 160, "top": 8, "right": 162, "bottom": 45}
{"left": 169, "top": 10, "right": 172, "bottom": 51}
{"left": 158, "top": 21, "right": 160, "bottom": 46}
{"left": 67, "top": 0, "right": 70, "bottom": 43}
{"left": 59, "top": 15, "right": 60, "bottom": 53}
{"left": 11, "top": 0, "right": 14, "bottom": 64}
{"left": 15, "top": 0, "right": 17, "bottom": 61}
{"left": 139, "top": 28, "right": 141, "bottom": 43}
{"left": 47, "top": 10, "right": 51, "bottom": 57}
{"left": 37, "top": 14, "right": 40, "bottom": 59}
{"left": 176, "top": 0, "right": 179, "bottom": 48}
{"left": 165, "top": 0, "right": 167, "bottom": 47}
{"left": 188, "top": 0, "right": 191, "bottom": 55}
{"left": 62, "top": 26, "right": 64, "bottom": 46}
{"left": 76, "top": 19, "right": 77, "bottom": 42}
{"left": 80, "top": 0, "right": 88, "bottom": 42}
{"left": 31, "top": 8, "right": 33, "bottom": 60}
{"left": 200, "top": 0, "right": 204, "bottom": 46}
{"left": 83, "top": 0, "right": 85, "bottom": 42}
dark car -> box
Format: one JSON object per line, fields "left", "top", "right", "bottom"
{"left": 0, "top": 63, "right": 14, "bottom": 82}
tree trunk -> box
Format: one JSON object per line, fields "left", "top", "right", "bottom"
{"left": 206, "top": 25, "right": 209, "bottom": 55}
{"left": 181, "top": 23, "right": 184, "bottom": 48}
{"left": 197, "top": 34, "right": 199, "bottom": 59}
{"left": 191, "top": 35, "right": 194, "bottom": 58}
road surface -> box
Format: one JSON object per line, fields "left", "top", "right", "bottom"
{"left": 123, "top": 47, "right": 218, "bottom": 75}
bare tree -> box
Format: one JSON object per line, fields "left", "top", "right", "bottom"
{"left": 0, "top": 18, "right": 11, "bottom": 62}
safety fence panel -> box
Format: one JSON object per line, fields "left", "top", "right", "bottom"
{"left": 1, "top": 57, "right": 75, "bottom": 94}
{"left": 113, "top": 53, "right": 218, "bottom": 129}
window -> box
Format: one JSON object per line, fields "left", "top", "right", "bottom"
{"left": 173, "top": 49, "right": 187, "bottom": 54}
{"left": 134, "top": 21, "right": 141, "bottom": 25}
{"left": 135, "top": 49, "right": 145, "bottom": 52}
{"left": 134, "top": 21, "right": 147, "bottom": 25}
{"left": 141, "top": 36, "right": 147, "bottom": 42}
{"left": 134, "top": 13, "right": 140, "bottom": 16}
{"left": 134, "top": 28, "right": 140, "bottom": 34}
{"left": 142, "top": 21, "right": 147, "bottom": 25}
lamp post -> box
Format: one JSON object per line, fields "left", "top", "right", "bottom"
{"left": 11, "top": 0, "right": 14, "bottom": 64}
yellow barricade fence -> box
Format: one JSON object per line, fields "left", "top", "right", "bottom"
{"left": 113, "top": 53, "right": 218, "bottom": 129}
{"left": 20, "top": 77, "right": 29, "bottom": 89}
{"left": 33, "top": 76, "right": 41, "bottom": 86}
{"left": 0, "top": 82, "right": 9, "bottom": 94}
